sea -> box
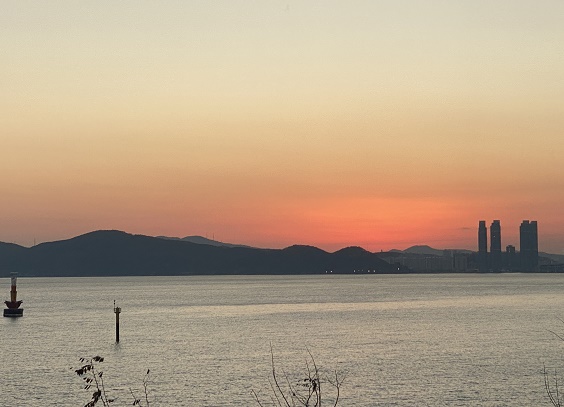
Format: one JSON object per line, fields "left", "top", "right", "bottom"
{"left": 2, "top": 273, "right": 564, "bottom": 406}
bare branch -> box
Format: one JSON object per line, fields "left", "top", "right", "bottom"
{"left": 143, "top": 369, "right": 151, "bottom": 406}
{"left": 75, "top": 357, "right": 151, "bottom": 407}
{"left": 129, "top": 387, "right": 141, "bottom": 406}
{"left": 331, "top": 371, "right": 341, "bottom": 407}
{"left": 548, "top": 329, "right": 564, "bottom": 343}
{"left": 545, "top": 363, "right": 563, "bottom": 407}
{"left": 253, "top": 346, "right": 343, "bottom": 407}
{"left": 251, "top": 389, "right": 265, "bottom": 407}
{"left": 270, "top": 344, "right": 292, "bottom": 407}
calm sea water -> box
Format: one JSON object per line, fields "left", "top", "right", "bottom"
{"left": 2, "top": 274, "right": 564, "bottom": 406}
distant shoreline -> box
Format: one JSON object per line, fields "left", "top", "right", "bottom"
{"left": 2, "top": 230, "right": 562, "bottom": 278}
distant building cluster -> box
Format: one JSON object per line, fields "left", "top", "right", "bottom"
{"left": 478, "top": 220, "right": 538, "bottom": 272}
{"left": 381, "top": 250, "right": 468, "bottom": 272}
{"left": 380, "top": 220, "right": 546, "bottom": 273}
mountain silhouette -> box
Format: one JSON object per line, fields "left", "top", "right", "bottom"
{"left": 157, "top": 235, "right": 253, "bottom": 248}
{"left": 403, "top": 245, "right": 444, "bottom": 256}
{"left": 0, "top": 230, "right": 399, "bottom": 277}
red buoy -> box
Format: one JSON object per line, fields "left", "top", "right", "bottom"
{"left": 4, "top": 272, "right": 24, "bottom": 317}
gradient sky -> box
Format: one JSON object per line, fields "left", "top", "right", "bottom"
{"left": 1, "top": 1, "right": 564, "bottom": 253}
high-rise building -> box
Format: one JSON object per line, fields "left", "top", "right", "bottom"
{"left": 490, "top": 220, "right": 502, "bottom": 271}
{"left": 520, "top": 220, "right": 538, "bottom": 271}
{"left": 478, "top": 221, "right": 488, "bottom": 272}
{"left": 506, "top": 245, "right": 516, "bottom": 271}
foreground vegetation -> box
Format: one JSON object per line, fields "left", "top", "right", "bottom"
{"left": 75, "top": 344, "right": 561, "bottom": 406}
{"left": 74, "top": 347, "right": 343, "bottom": 407}
{"left": 75, "top": 356, "right": 151, "bottom": 407}
{"left": 251, "top": 346, "right": 344, "bottom": 407}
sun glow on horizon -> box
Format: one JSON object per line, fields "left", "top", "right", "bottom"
{"left": 1, "top": 1, "right": 563, "bottom": 254}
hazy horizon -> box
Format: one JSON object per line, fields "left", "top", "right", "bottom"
{"left": 2, "top": 1, "right": 563, "bottom": 254}
{"left": 1, "top": 228, "right": 558, "bottom": 256}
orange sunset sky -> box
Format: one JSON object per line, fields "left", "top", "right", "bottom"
{"left": 1, "top": 1, "right": 564, "bottom": 253}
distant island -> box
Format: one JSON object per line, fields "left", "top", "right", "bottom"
{"left": 0, "top": 230, "right": 563, "bottom": 277}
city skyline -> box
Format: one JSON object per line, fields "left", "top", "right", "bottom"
{"left": 0, "top": 220, "right": 551, "bottom": 256}
{"left": 2, "top": 2, "right": 564, "bottom": 253}
{"left": 477, "top": 219, "right": 540, "bottom": 271}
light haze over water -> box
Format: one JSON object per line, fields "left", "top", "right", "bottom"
{"left": 2, "top": 274, "right": 564, "bottom": 406}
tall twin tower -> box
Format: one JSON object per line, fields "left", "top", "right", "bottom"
{"left": 478, "top": 220, "right": 538, "bottom": 272}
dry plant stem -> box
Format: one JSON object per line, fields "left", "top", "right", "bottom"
{"left": 269, "top": 377, "right": 285, "bottom": 407}
{"left": 545, "top": 320, "right": 564, "bottom": 407}
{"left": 545, "top": 364, "right": 561, "bottom": 407}
{"left": 270, "top": 343, "right": 292, "bottom": 407}
{"left": 75, "top": 356, "right": 112, "bottom": 407}
{"left": 129, "top": 370, "right": 151, "bottom": 406}
{"left": 130, "top": 388, "right": 141, "bottom": 406}
{"left": 75, "top": 356, "right": 151, "bottom": 407}
{"left": 251, "top": 389, "right": 265, "bottom": 407}
{"left": 90, "top": 363, "right": 105, "bottom": 407}
{"left": 253, "top": 345, "right": 344, "bottom": 407}
{"left": 98, "top": 369, "right": 110, "bottom": 406}
{"left": 328, "top": 370, "right": 343, "bottom": 407}
{"left": 306, "top": 347, "right": 321, "bottom": 406}
{"left": 143, "top": 370, "right": 151, "bottom": 406}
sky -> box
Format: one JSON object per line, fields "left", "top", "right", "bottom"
{"left": 1, "top": 1, "right": 564, "bottom": 253}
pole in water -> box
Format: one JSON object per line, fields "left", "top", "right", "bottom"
{"left": 113, "top": 300, "right": 121, "bottom": 343}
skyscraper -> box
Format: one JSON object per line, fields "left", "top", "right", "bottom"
{"left": 490, "top": 220, "right": 502, "bottom": 271}
{"left": 520, "top": 220, "right": 538, "bottom": 271}
{"left": 478, "top": 220, "right": 488, "bottom": 272}
{"left": 506, "top": 245, "right": 516, "bottom": 271}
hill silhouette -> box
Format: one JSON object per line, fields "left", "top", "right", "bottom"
{"left": 0, "top": 230, "right": 399, "bottom": 277}
{"left": 157, "top": 235, "right": 253, "bottom": 249}
{"left": 403, "top": 245, "right": 444, "bottom": 256}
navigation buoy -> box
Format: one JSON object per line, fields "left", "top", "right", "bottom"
{"left": 4, "top": 272, "right": 24, "bottom": 317}
{"left": 114, "top": 300, "right": 121, "bottom": 342}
